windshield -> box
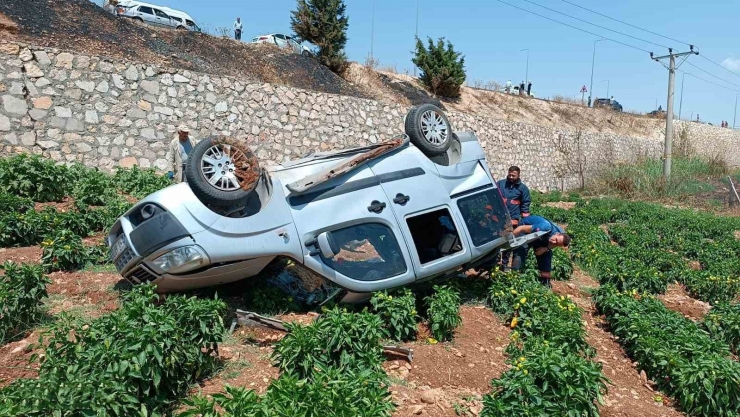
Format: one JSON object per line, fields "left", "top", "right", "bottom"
{"left": 457, "top": 188, "right": 511, "bottom": 247}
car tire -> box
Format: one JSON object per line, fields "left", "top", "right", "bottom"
{"left": 302, "top": 50, "right": 311, "bottom": 57}
{"left": 185, "top": 135, "right": 262, "bottom": 210}
{"left": 133, "top": 17, "right": 144, "bottom": 22}
{"left": 404, "top": 104, "right": 452, "bottom": 157}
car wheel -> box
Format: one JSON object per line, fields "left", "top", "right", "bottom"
{"left": 185, "top": 136, "right": 262, "bottom": 210}
{"left": 133, "top": 17, "right": 144, "bottom": 23}
{"left": 404, "top": 104, "right": 452, "bottom": 157}
{"left": 302, "top": 50, "right": 311, "bottom": 57}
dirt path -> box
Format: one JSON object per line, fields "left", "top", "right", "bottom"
{"left": 552, "top": 269, "right": 685, "bottom": 417}
{"left": 658, "top": 283, "right": 710, "bottom": 321}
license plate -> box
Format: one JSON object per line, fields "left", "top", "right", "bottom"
{"left": 110, "top": 237, "right": 128, "bottom": 260}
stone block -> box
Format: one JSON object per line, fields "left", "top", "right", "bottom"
{"left": 140, "top": 79, "right": 159, "bottom": 95}
{"left": 0, "top": 114, "right": 10, "bottom": 131}
{"left": 127, "top": 107, "right": 147, "bottom": 119}
{"left": 85, "top": 110, "right": 99, "bottom": 124}
{"left": 33, "top": 51, "right": 52, "bottom": 67}
{"left": 35, "top": 77, "right": 51, "bottom": 88}
{"left": 28, "top": 109, "right": 47, "bottom": 121}
{"left": 4, "top": 132, "right": 18, "bottom": 145}
{"left": 37, "top": 140, "right": 60, "bottom": 149}
{"left": 54, "top": 106, "right": 72, "bottom": 117}
{"left": 124, "top": 65, "right": 139, "bottom": 81}
{"left": 55, "top": 52, "right": 74, "bottom": 68}
{"left": 20, "top": 131, "right": 36, "bottom": 146}
{"left": 66, "top": 118, "right": 85, "bottom": 132}
{"left": 2, "top": 94, "right": 27, "bottom": 115}
{"left": 119, "top": 156, "right": 138, "bottom": 168}
{"left": 95, "top": 80, "right": 110, "bottom": 93}
{"left": 111, "top": 74, "right": 125, "bottom": 90}
{"left": 0, "top": 44, "right": 20, "bottom": 55}
{"left": 173, "top": 74, "right": 189, "bottom": 83}
{"left": 32, "top": 96, "right": 52, "bottom": 109}
{"left": 75, "top": 80, "right": 95, "bottom": 93}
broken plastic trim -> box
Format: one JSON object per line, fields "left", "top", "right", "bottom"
{"left": 234, "top": 310, "right": 414, "bottom": 362}
{"left": 286, "top": 136, "right": 408, "bottom": 194}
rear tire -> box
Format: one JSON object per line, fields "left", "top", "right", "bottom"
{"left": 404, "top": 104, "right": 452, "bottom": 157}
{"left": 185, "top": 136, "right": 262, "bottom": 210}
{"left": 133, "top": 17, "right": 144, "bottom": 23}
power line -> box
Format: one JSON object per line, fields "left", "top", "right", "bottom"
{"left": 677, "top": 68, "right": 740, "bottom": 94}
{"left": 698, "top": 54, "right": 740, "bottom": 81}
{"left": 558, "top": 0, "right": 692, "bottom": 47}
{"left": 683, "top": 61, "right": 740, "bottom": 90}
{"left": 494, "top": 0, "right": 652, "bottom": 54}
{"left": 521, "top": 0, "right": 673, "bottom": 50}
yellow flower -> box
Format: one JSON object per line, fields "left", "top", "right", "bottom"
{"left": 411, "top": 310, "right": 417, "bottom": 315}
{"left": 523, "top": 370, "right": 529, "bottom": 375}
{"left": 520, "top": 297, "right": 527, "bottom": 304}
{"left": 427, "top": 337, "right": 438, "bottom": 345}
{"left": 519, "top": 356, "right": 526, "bottom": 363}
{"left": 511, "top": 289, "right": 518, "bottom": 295}
{"left": 510, "top": 317, "right": 518, "bottom": 328}
{"left": 388, "top": 296, "right": 393, "bottom": 300}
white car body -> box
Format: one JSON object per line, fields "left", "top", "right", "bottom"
{"left": 252, "top": 33, "right": 312, "bottom": 56}
{"left": 116, "top": 1, "right": 198, "bottom": 31}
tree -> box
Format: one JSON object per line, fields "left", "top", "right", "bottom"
{"left": 291, "top": 0, "right": 349, "bottom": 73}
{"left": 412, "top": 37, "right": 466, "bottom": 98}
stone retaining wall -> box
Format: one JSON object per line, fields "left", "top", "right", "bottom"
{"left": 1, "top": 41, "right": 738, "bottom": 191}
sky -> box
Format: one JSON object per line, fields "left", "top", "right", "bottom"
{"left": 102, "top": 0, "right": 740, "bottom": 126}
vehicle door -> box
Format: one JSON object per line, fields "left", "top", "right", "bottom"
{"left": 286, "top": 36, "right": 301, "bottom": 54}
{"left": 153, "top": 8, "right": 173, "bottom": 27}
{"left": 136, "top": 6, "right": 156, "bottom": 25}
{"left": 273, "top": 34, "right": 288, "bottom": 49}
{"left": 369, "top": 149, "right": 472, "bottom": 280}
{"left": 286, "top": 163, "right": 416, "bottom": 293}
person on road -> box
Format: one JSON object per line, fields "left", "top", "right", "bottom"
{"left": 234, "top": 17, "right": 243, "bottom": 41}
{"left": 587, "top": 96, "right": 592, "bottom": 107}
{"left": 505, "top": 80, "right": 512, "bottom": 93}
{"left": 167, "top": 125, "right": 197, "bottom": 184}
{"left": 497, "top": 166, "right": 531, "bottom": 270}
{"left": 527, "top": 81, "right": 532, "bottom": 96}
{"left": 511, "top": 215, "right": 571, "bottom": 288}
{"left": 519, "top": 81, "right": 525, "bottom": 96}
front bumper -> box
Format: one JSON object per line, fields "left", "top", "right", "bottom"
{"left": 108, "top": 205, "right": 193, "bottom": 281}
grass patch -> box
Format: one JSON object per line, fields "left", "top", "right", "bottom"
{"left": 596, "top": 156, "right": 724, "bottom": 198}
{"left": 222, "top": 358, "right": 253, "bottom": 380}
{"left": 81, "top": 263, "right": 117, "bottom": 273}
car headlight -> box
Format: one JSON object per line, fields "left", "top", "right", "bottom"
{"left": 153, "top": 246, "right": 208, "bottom": 274}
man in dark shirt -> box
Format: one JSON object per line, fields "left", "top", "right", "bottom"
{"left": 497, "top": 166, "right": 531, "bottom": 270}
{"left": 511, "top": 215, "right": 571, "bottom": 287}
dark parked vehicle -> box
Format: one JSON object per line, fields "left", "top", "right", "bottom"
{"left": 594, "top": 98, "right": 623, "bottom": 112}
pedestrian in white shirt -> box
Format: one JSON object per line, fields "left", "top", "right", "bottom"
{"left": 234, "top": 17, "right": 243, "bottom": 41}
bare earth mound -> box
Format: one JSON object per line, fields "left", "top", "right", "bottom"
{"left": 0, "top": 0, "right": 364, "bottom": 97}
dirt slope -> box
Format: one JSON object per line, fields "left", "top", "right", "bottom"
{"left": 0, "top": 0, "right": 364, "bottom": 97}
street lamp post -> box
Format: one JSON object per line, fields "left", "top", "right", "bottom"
{"left": 413, "top": 0, "right": 419, "bottom": 77}
{"left": 520, "top": 48, "right": 529, "bottom": 86}
{"left": 589, "top": 39, "right": 605, "bottom": 106}
{"left": 601, "top": 79, "right": 610, "bottom": 99}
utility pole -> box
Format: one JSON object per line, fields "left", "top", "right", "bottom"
{"left": 734, "top": 94, "right": 738, "bottom": 128}
{"left": 589, "top": 39, "right": 605, "bottom": 106}
{"left": 654, "top": 98, "right": 658, "bottom": 110}
{"left": 679, "top": 73, "right": 685, "bottom": 120}
{"left": 520, "top": 49, "right": 529, "bottom": 86}
{"left": 651, "top": 47, "right": 698, "bottom": 179}
{"left": 370, "top": 1, "right": 375, "bottom": 61}
{"left": 413, "top": 0, "right": 419, "bottom": 77}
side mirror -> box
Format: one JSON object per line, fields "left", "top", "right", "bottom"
{"left": 317, "top": 231, "right": 339, "bottom": 259}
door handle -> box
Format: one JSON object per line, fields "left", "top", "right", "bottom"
{"left": 393, "top": 193, "right": 410, "bottom": 205}
{"left": 367, "top": 200, "right": 386, "bottom": 213}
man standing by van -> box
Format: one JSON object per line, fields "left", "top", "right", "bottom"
{"left": 497, "top": 166, "right": 531, "bottom": 270}
{"left": 511, "top": 215, "right": 571, "bottom": 288}
{"left": 234, "top": 17, "right": 243, "bottom": 41}
{"left": 167, "top": 125, "right": 197, "bottom": 184}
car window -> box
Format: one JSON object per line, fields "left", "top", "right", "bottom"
{"left": 138, "top": 6, "right": 153, "bottom": 14}
{"left": 319, "top": 223, "right": 406, "bottom": 281}
{"left": 186, "top": 19, "right": 195, "bottom": 26}
{"left": 275, "top": 34, "right": 286, "bottom": 39}
{"left": 171, "top": 16, "right": 182, "bottom": 22}
{"left": 153, "top": 9, "right": 169, "bottom": 18}
{"left": 406, "top": 208, "right": 462, "bottom": 264}
{"left": 457, "top": 189, "right": 510, "bottom": 247}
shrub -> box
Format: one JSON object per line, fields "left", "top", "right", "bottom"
{"left": 112, "top": 165, "right": 171, "bottom": 199}
{"left": 551, "top": 247, "right": 574, "bottom": 281}
{"left": 291, "top": 0, "right": 349, "bottom": 73}
{"left": 0, "top": 285, "right": 226, "bottom": 416}
{"left": 370, "top": 289, "right": 418, "bottom": 342}
{"left": 0, "top": 262, "right": 49, "bottom": 343}
{"left": 425, "top": 285, "right": 461, "bottom": 342}
{"left": 412, "top": 37, "right": 466, "bottom": 97}
{"left": 272, "top": 307, "right": 387, "bottom": 378}
{"left": 0, "top": 192, "right": 33, "bottom": 214}
{"left": 594, "top": 286, "right": 740, "bottom": 417}
{"left": 0, "top": 153, "right": 68, "bottom": 202}
{"left": 703, "top": 303, "right": 740, "bottom": 355}
{"left": 483, "top": 341, "right": 606, "bottom": 416}
{"left": 72, "top": 168, "right": 114, "bottom": 206}
{"left": 41, "top": 229, "right": 92, "bottom": 272}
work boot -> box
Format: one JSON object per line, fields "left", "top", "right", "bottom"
{"left": 539, "top": 277, "right": 552, "bottom": 288}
